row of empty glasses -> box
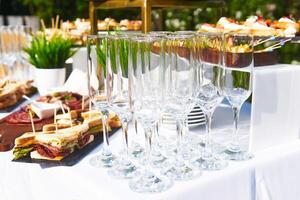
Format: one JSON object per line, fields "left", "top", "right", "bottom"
{"left": 0, "top": 25, "right": 33, "bottom": 80}
{"left": 87, "top": 31, "right": 254, "bottom": 193}
{"left": 0, "top": 16, "right": 40, "bottom": 31}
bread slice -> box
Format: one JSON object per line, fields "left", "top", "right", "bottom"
{"left": 42, "top": 124, "right": 71, "bottom": 132}
{"left": 84, "top": 117, "right": 102, "bottom": 128}
{"left": 81, "top": 110, "right": 101, "bottom": 120}
{"left": 15, "top": 132, "right": 38, "bottom": 147}
{"left": 30, "top": 151, "right": 64, "bottom": 161}
{"left": 56, "top": 110, "right": 78, "bottom": 120}
{"left": 30, "top": 135, "right": 94, "bottom": 160}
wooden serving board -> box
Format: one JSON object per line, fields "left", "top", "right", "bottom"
{"left": 0, "top": 115, "right": 53, "bottom": 152}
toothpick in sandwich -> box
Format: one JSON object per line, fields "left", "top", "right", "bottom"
{"left": 54, "top": 108, "right": 58, "bottom": 134}
{"left": 55, "top": 15, "right": 59, "bottom": 29}
{"left": 81, "top": 95, "right": 85, "bottom": 110}
{"left": 29, "top": 112, "right": 36, "bottom": 134}
{"left": 89, "top": 99, "right": 92, "bottom": 120}
{"left": 67, "top": 107, "right": 73, "bottom": 128}
{"left": 59, "top": 101, "right": 66, "bottom": 114}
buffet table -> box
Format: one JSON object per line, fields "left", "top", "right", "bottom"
{"left": 1, "top": 102, "right": 300, "bottom": 200}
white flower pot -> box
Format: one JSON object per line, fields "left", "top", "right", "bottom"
{"left": 34, "top": 68, "right": 66, "bottom": 95}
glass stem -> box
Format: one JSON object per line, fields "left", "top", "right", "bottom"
{"left": 121, "top": 119, "right": 129, "bottom": 156}
{"left": 204, "top": 112, "right": 213, "bottom": 158}
{"left": 154, "top": 120, "right": 161, "bottom": 147}
{"left": 176, "top": 119, "right": 184, "bottom": 160}
{"left": 144, "top": 127, "right": 152, "bottom": 172}
{"left": 101, "top": 111, "right": 110, "bottom": 151}
{"left": 134, "top": 116, "right": 139, "bottom": 137}
{"left": 232, "top": 106, "right": 241, "bottom": 148}
{"left": 183, "top": 117, "right": 189, "bottom": 141}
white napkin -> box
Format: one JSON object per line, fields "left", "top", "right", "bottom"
{"left": 63, "top": 69, "right": 89, "bottom": 96}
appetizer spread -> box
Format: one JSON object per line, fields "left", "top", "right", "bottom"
{"left": 59, "top": 18, "right": 142, "bottom": 45}
{"left": 0, "top": 79, "right": 36, "bottom": 110}
{"left": 198, "top": 16, "right": 300, "bottom": 37}
{"left": 13, "top": 109, "right": 121, "bottom": 160}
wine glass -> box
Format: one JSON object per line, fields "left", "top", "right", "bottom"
{"left": 87, "top": 34, "right": 116, "bottom": 168}
{"left": 192, "top": 32, "right": 228, "bottom": 170}
{"left": 106, "top": 34, "right": 139, "bottom": 179}
{"left": 222, "top": 32, "right": 254, "bottom": 161}
{"left": 128, "top": 35, "right": 173, "bottom": 193}
{"left": 162, "top": 34, "right": 201, "bottom": 180}
{"left": 0, "top": 26, "right": 15, "bottom": 73}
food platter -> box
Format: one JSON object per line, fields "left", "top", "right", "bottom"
{"left": 12, "top": 128, "right": 119, "bottom": 167}
{"left": 0, "top": 80, "right": 37, "bottom": 113}
{"left": 0, "top": 113, "right": 53, "bottom": 151}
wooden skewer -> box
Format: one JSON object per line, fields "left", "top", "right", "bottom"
{"left": 60, "top": 19, "right": 63, "bottom": 29}
{"left": 29, "top": 112, "right": 36, "bottom": 134}
{"left": 54, "top": 108, "right": 58, "bottom": 134}
{"left": 89, "top": 99, "right": 92, "bottom": 120}
{"left": 55, "top": 15, "right": 59, "bottom": 29}
{"left": 59, "top": 101, "right": 66, "bottom": 114}
{"left": 67, "top": 108, "right": 73, "bottom": 128}
{"left": 40, "top": 19, "right": 46, "bottom": 31}
{"left": 255, "top": 38, "right": 292, "bottom": 53}
{"left": 254, "top": 36, "right": 277, "bottom": 46}
{"left": 81, "top": 96, "right": 85, "bottom": 110}
{"left": 51, "top": 18, "right": 55, "bottom": 29}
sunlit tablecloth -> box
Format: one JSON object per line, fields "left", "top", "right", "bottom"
{"left": 1, "top": 102, "right": 300, "bottom": 200}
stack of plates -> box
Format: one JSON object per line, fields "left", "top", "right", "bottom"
{"left": 162, "top": 106, "right": 206, "bottom": 127}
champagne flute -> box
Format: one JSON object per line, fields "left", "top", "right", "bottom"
{"left": 192, "top": 32, "right": 228, "bottom": 170}
{"left": 222, "top": 32, "right": 254, "bottom": 161}
{"left": 87, "top": 34, "right": 116, "bottom": 168}
{"left": 162, "top": 34, "right": 201, "bottom": 180}
{"left": 128, "top": 35, "right": 173, "bottom": 193}
{"left": 106, "top": 34, "right": 139, "bottom": 179}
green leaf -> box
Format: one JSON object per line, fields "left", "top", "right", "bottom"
{"left": 24, "top": 33, "right": 78, "bottom": 69}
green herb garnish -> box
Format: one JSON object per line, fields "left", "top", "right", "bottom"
{"left": 24, "top": 33, "right": 77, "bottom": 69}
{"left": 13, "top": 146, "right": 34, "bottom": 160}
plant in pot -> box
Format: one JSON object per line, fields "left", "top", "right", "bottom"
{"left": 24, "top": 33, "right": 77, "bottom": 95}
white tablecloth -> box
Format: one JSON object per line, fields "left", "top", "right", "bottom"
{"left": 1, "top": 102, "right": 300, "bottom": 200}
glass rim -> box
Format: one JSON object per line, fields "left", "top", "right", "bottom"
{"left": 86, "top": 33, "right": 108, "bottom": 40}
{"left": 129, "top": 35, "right": 162, "bottom": 43}
{"left": 196, "top": 31, "right": 224, "bottom": 37}
{"left": 166, "top": 33, "right": 194, "bottom": 40}
{"left": 174, "top": 30, "right": 196, "bottom": 35}
{"left": 224, "top": 32, "right": 254, "bottom": 38}
{"left": 148, "top": 31, "right": 173, "bottom": 35}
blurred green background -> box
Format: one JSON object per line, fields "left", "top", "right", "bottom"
{"left": 1, "top": 0, "right": 300, "bottom": 64}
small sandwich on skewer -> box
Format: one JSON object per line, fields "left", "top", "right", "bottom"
{"left": 13, "top": 107, "right": 121, "bottom": 160}
{"left": 13, "top": 123, "right": 96, "bottom": 161}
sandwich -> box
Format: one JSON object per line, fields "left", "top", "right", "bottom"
{"left": 13, "top": 123, "right": 95, "bottom": 161}
{"left": 31, "top": 124, "right": 93, "bottom": 160}
{"left": 13, "top": 132, "right": 37, "bottom": 160}
{"left": 13, "top": 108, "right": 121, "bottom": 160}
{"left": 0, "top": 80, "right": 35, "bottom": 109}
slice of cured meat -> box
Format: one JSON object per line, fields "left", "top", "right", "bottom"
{"left": 5, "top": 110, "right": 42, "bottom": 124}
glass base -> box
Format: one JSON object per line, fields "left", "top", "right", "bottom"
{"left": 225, "top": 143, "right": 254, "bottom": 161}
{"left": 108, "top": 158, "right": 139, "bottom": 179}
{"left": 129, "top": 143, "right": 144, "bottom": 159}
{"left": 165, "top": 145, "right": 197, "bottom": 161}
{"left": 89, "top": 150, "right": 116, "bottom": 168}
{"left": 129, "top": 171, "right": 173, "bottom": 193}
{"left": 192, "top": 157, "right": 228, "bottom": 171}
{"left": 162, "top": 160, "right": 201, "bottom": 181}
{"left": 224, "top": 149, "right": 254, "bottom": 161}
{"left": 150, "top": 151, "right": 168, "bottom": 168}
